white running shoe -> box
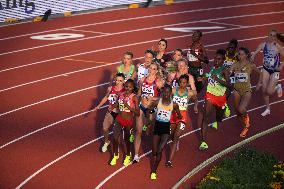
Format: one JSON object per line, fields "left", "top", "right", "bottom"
{"left": 276, "top": 84, "right": 283, "bottom": 97}
{"left": 133, "top": 154, "right": 140, "bottom": 163}
{"left": 101, "top": 141, "right": 110, "bottom": 153}
{"left": 261, "top": 109, "right": 271, "bottom": 117}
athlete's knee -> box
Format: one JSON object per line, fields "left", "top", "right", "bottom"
{"left": 238, "top": 106, "right": 246, "bottom": 114}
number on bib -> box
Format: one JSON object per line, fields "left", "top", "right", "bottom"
{"left": 230, "top": 76, "right": 236, "bottom": 84}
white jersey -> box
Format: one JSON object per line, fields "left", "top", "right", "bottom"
{"left": 137, "top": 64, "right": 149, "bottom": 81}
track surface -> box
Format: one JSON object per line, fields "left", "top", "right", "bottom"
{"left": 0, "top": 0, "right": 284, "bottom": 188}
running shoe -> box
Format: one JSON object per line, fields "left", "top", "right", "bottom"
{"left": 199, "top": 141, "right": 208, "bottom": 150}
{"left": 129, "top": 134, "right": 134, "bottom": 143}
{"left": 261, "top": 108, "right": 270, "bottom": 117}
{"left": 211, "top": 122, "right": 218, "bottom": 130}
{"left": 224, "top": 103, "right": 231, "bottom": 117}
{"left": 165, "top": 161, "right": 173, "bottom": 168}
{"left": 150, "top": 172, "right": 157, "bottom": 180}
{"left": 110, "top": 154, "right": 119, "bottom": 166}
{"left": 240, "top": 127, "right": 249, "bottom": 138}
{"left": 101, "top": 141, "right": 110, "bottom": 153}
{"left": 142, "top": 124, "right": 148, "bottom": 131}
{"left": 133, "top": 154, "right": 140, "bottom": 163}
{"left": 123, "top": 155, "right": 132, "bottom": 166}
{"left": 276, "top": 84, "right": 283, "bottom": 97}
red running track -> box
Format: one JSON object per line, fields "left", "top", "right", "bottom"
{"left": 0, "top": 0, "right": 284, "bottom": 188}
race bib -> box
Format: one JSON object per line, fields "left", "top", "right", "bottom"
{"left": 208, "top": 77, "right": 218, "bottom": 86}
{"left": 199, "top": 68, "right": 204, "bottom": 76}
{"left": 230, "top": 76, "right": 236, "bottom": 84}
{"left": 173, "top": 96, "right": 188, "bottom": 110}
{"left": 187, "top": 50, "right": 198, "bottom": 61}
{"left": 235, "top": 73, "right": 248, "bottom": 83}
{"left": 108, "top": 94, "right": 117, "bottom": 104}
{"left": 156, "top": 109, "right": 171, "bottom": 122}
{"left": 118, "top": 98, "right": 130, "bottom": 112}
{"left": 224, "top": 60, "right": 234, "bottom": 68}
{"left": 142, "top": 84, "right": 155, "bottom": 97}
{"left": 180, "top": 122, "right": 186, "bottom": 130}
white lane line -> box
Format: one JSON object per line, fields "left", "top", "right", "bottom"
{"left": 0, "top": 1, "right": 282, "bottom": 41}
{"left": 1, "top": 18, "right": 283, "bottom": 74}
{"left": 0, "top": 35, "right": 270, "bottom": 117}
{"left": 0, "top": 105, "right": 108, "bottom": 149}
{"left": 0, "top": 35, "right": 267, "bottom": 93}
{"left": 14, "top": 99, "right": 284, "bottom": 189}
{"left": 204, "top": 21, "right": 244, "bottom": 27}
{"left": 1, "top": 10, "right": 283, "bottom": 57}
{"left": 66, "top": 28, "right": 110, "bottom": 35}
{"left": 0, "top": 83, "right": 109, "bottom": 117}
{"left": 94, "top": 99, "right": 284, "bottom": 189}
{"left": 172, "top": 122, "right": 284, "bottom": 189}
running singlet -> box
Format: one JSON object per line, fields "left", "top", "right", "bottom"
{"left": 232, "top": 63, "right": 252, "bottom": 95}
{"left": 206, "top": 66, "right": 227, "bottom": 96}
{"left": 263, "top": 43, "right": 280, "bottom": 71}
{"left": 108, "top": 86, "right": 125, "bottom": 105}
{"left": 137, "top": 64, "right": 149, "bottom": 81}
{"left": 156, "top": 99, "right": 173, "bottom": 122}
{"left": 141, "top": 78, "right": 159, "bottom": 97}
{"left": 118, "top": 93, "right": 135, "bottom": 113}
{"left": 118, "top": 64, "right": 135, "bottom": 80}
{"left": 224, "top": 51, "right": 238, "bottom": 68}
{"left": 187, "top": 44, "right": 203, "bottom": 67}
{"left": 173, "top": 87, "right": 189, "bottom": 111}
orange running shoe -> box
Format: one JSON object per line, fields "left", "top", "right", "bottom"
{"left": 243, "top": 114, "right": 250, "bottom": 128}
{"left": 240, "top": 127, "right": 249, "bottom": 138}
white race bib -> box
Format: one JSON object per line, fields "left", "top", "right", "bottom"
{"left": 235, "top": 73, "right": 248, "bottom": 83}
{"left": 108, "top": 94, "right": 117, "bottom": 104}
{"left": 142, "top": 84, "right": 155, "bottom": 97}
{"left": 230, "top": 76, "right": 236, "bottom": 84}
{"left": 156, "top": 109, "right": 171, "bottom": 122}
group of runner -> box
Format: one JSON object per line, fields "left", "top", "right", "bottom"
{"left": 87, "top": 29, "right": 284, "bottom": 180}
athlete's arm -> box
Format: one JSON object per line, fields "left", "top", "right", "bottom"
{"left": 188, "top": 74, "right": 197, "bottom": 96}
{"left": 251, "top": 42, "right": 265, "bottom": 61}
{"left": 173, "top": 103, "right": 183, "bottom": 119}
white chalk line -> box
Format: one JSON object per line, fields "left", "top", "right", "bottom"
{"left": 0, "top": 1, "right": 282, "bottom": 41}
{"left": 0, "top": 35, "right": 268, "bottom": 93}
{"left": 0, "top": 17, "right": 283, "bottom": 74}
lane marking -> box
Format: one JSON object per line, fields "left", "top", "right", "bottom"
{"left": 0, "top": 36, "right": 270, "bottom": 117}
{"left": 0, "top": 35, "right": 267, "bottom": 93}
{"left": 0, "top": 1, "right": 282, "bottom": 41}
{"left": 204, "top": 21, "right": 243, "bottom": 27}
{"left": 172, "top": 122, "right": 284, "bottom": 189}
{"left": 66, "top": 28, "right": 110, "bottom": 35}
{"left": 1, "top": 17, "right": 283, "bottom": 73}
{"left": 14, "top": 99, "right": 284, "bottom": 189}
{"left": 0, "top": 11, "right": 283, "bottom": 57}
{"left": 65, "top": 59, "right": 111, "bottom": 64}
{"left": 164, "top": 26, "right": 226, "bottom": 32}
